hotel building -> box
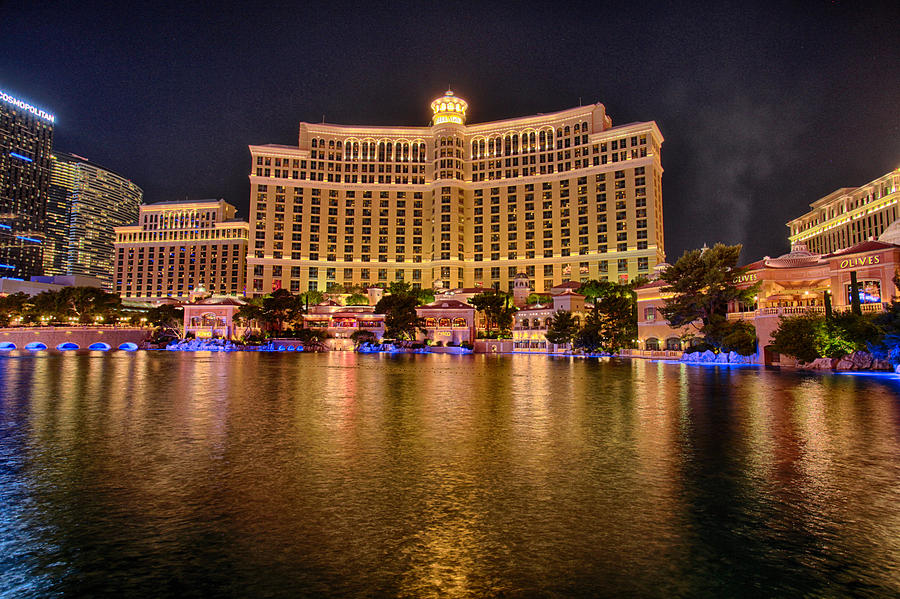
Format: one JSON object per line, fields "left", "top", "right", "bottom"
{"left": 787, "top": 168, "right": 900, "bottom": 254}
{"left": 247, "top": 91, "right": 664, "bottom": 296}
{"left": 46, "top": 152, "right": 143, "bottom": 288}
{"left": 636, "top": 238, "right": 900, "bottom": 364}
{"left": 0, "top": 88, "right": 55, "bottom": 278}
{"left": 113, "top": 199, "right": 249, "bottom": 300}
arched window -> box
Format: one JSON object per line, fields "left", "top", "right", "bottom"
{"left": 574, "top": 123, "right": 580, "bottom": 133}
{"left": 529, "top": 131, "right": 536, "bottom": 149}
{"left": 378, "top": 142, "right": 385, "bottom": 161}
{"left": 665, "top": 337, "right": 681, "bottom": 351}
{"left": 336, "top": 140, "right": 342, "bottom": 149}
{"left": 539, "top": 130, "right": 545, "bottom": 151}
{"left": 412, "top": 143, "right": 419, "bottom": 162}
{"left": 311, "top": 138, "right": 317, "bottom": 147}
{"left": 512, "top": 134, "right": 518, "bottom": 154}
{"left": 582, "top": 121, "right": 588, "bottom": 132}
{"left": 645, "top": 338, "right": 660, "bottom": 351}
{"left": 438, "top": 317, "right": 451, "bottom": 328}
{"left": 564, "top": 125, "right": 570, "bottom": 136}
{"left": 479, "top": 139, "right": 485, "bottom": 158}
{"left": 453, "top": 317, "right": 467, "bottom": 328}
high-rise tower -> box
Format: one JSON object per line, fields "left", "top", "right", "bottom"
{"left": 46, "top": 152, "right": 143, "bottom": 288}
{"left": 0, "top": 88, "right": 55, "bottom": 278}
{"left": 247, "top": 90, "right": 664, "bottom": 296}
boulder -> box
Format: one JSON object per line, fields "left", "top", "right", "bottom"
{"left": 834, "top": 358, "right": 854, "bottom": 371}
{"left": 715, "top": 352, "right": 729, "bottom": 363}
{"left": 699, "top": 350, "right": 717, "bottom": 363}
{"left": 895, "top": 364, "right": 900, "bottom": 374}
{"left": 802, "top": 357, "right": 833, "bottom": 370}
{"left": 872, "top": 359, "right": 893, "bottom": 371}
{"left": 849, "top": 351, "right": 874, "bottom": 370}
{"left": 727, "top": 351, "right": 752, "bottom": 364}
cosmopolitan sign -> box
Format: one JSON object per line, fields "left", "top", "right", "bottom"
{"left": 839, "top": 255, "right": 880, "bottom": 269}
{"left": 0, "top": 90, "right": 55, "bottom": 123}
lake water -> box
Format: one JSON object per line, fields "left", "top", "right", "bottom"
{"left": 1, "top": 352, "right": 899, "bottom": 598}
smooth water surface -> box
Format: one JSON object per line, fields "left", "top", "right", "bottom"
{"left": 1, "top": 352, "right": 899, "bottom": 598}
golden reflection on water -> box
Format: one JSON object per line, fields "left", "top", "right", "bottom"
{"left": 2, "top": 353, "right": 900, "bottom": 597}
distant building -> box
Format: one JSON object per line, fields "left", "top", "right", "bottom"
{"left": 416, "top": 299, "right": 476, "bottom": 345}
{"left": 113, "top": 199, "right": 250, "bottom": 300}
{"left": 247, "top": 89, "right": 664, "bottom": 296}
{"left": 301, "top": 301, "right": 386, "bottom": 342}
{"left": 512, "top": 290, "right": 586, "bottom": 352}
{"left": 0, "top": 88, "right": 55, "bottom": 278}
{"left": 636, "top": 240, "right": 900, "bottom": 364}
{"left": 45, "top": 152, "right": 143, "bottom": 288}
{"left": 181, "top": 296, "right": 245, "bottom": 340}
{"left": 787, "top": 168, "right": 900, "bottom": 254}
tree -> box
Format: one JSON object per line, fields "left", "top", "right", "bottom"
{"left": 147, "top": 304, "right": 182, "bottom": 329}
{"left": 374, "top": 293, "right": 422, "bottom": 340}
{"left": 771, "top": 313, "right": 822, "bottom": 363}
{"left": 772, "top": 311, "right": 881, "bottom": 362}
{"left": 573, "top": 306, "right": 605, "bottom": 352}
{"left": 594, "top": 286, "right": 638, "bottom": 352}
{"left": 470, "top": 290, "right": 515, "bottom": 335}
{"left": 660, "top": 243, "right": 759, "bottom": 351}
{"left": 350, "top": 330, "right": 377, "bottom": 346}
{"left": 822, "top": 312, "right": 880, "bottom": 357}
{"left": 236, "top": 298, "right": 264, "bottom": 328}
{"left": 261, "top": 289, "right": 304, "bottom": 332}
{"left": 388, "top": 281, "right": 434, "bottom": 305}
{"left": 298, "top": 290, "right": 324, "bottom": 307}
{"left": 545, "top": 310, "right": 580, "bottom": 346}
{"left": 578, "top": 279, "right": 618, "bottom": 302}
{"left": 525, "top": 292, "right": 551, "bottom": 305}
{"left": 30, "top": 289, "right": 72, "bottom": 323}
{"left": 345, "top": 293, "right": 370, "bottom": 306}
{"left": 0, "top": 292, "right": 29, "bottom": 327}
{"left": 704, "top": 315, "right": 757, "bottom": 355}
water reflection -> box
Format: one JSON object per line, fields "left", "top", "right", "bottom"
{"left": 1, "top": 353, "right": 899, "bottom": 597}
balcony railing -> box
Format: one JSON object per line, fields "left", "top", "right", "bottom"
{"left": 726, "top": 303, "right": 885, "bottom": 320}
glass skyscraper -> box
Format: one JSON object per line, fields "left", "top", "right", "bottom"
{"left": 46, "top": 152, "right": 143, "bottom": 289}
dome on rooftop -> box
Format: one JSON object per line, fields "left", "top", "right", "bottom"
{"left": 430, "top": 90, "right": 468, "bottom": 126}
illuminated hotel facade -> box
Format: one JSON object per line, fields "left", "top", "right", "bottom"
{"left": 247, "top": 91, "right": 664, "bottom": 296}
{"left": 113, "top": 199, "right": 249, "bottom": 300}
{"left": 45, "top": 152, "right": 143, "bottom": 288}
{"left": 787, "top": 168, "right": 900, "bottom": 254}
{"left": 0, "top": 88, "right": 55, "bottom": 278}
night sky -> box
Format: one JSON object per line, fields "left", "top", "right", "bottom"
{"left": 2, "top": 1, "right": 897, "bottom": 263}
